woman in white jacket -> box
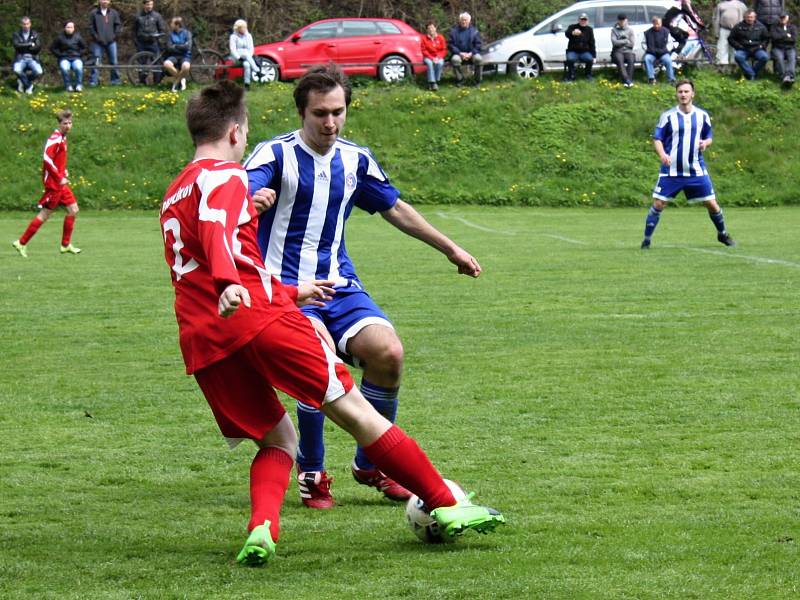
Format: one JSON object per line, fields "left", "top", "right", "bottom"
{"left": 229, "top": 19, "right": 258, "bottom": 88}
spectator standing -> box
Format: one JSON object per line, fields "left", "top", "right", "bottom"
{"left": 610, "top": 13, "right": 636, "bottom": 87}
{"left": 729, "top": 10, "right": 770, "bottom": 80}
{"left": 713, "top": 0, "right": 748, "bottom": 66}
{"left": 229, "top": 19, "right": 258, "bottom": 89}
{"left": 754, "top": 0, "right": 785, "bottom": 28}
{"left": 133, "top": 0, "right": 166, "bottom": 84}
{"left": 164, "top": 17, "right": 192, "bottom": 92}
{"left": 12, "top": 16, "right": 43, "bottom": 94}
{"left": 448, "top": 12, "right": 483, "bottom": 86}
{"left": 564, "top": 13, "right": 596, "bottom": 82}
{"left": 87, "top": 0, "right": 122, "bottom": 86}
{"left": 644, "top": 16, "right": 676, "bottom": 84}
{"left": 50, "top": 21, "right": 88, "bottom": 92}
{"left": 771, "top": 13, "right": 797, "bottom": 84}
{"left": 421, "top": 22, "right": 447, "bottom": 90}
{"left": 12, "top": 110, "right": 82, "bottom": 258}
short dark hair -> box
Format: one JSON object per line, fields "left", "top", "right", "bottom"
{"left": 675, "top": 79, "right": 694, "bottom": 90}
{"left": 57, "top": 109, "right": 73, "bottom": 122}
{"left": 186, "top": 80, "right": 247, "bottom": 146}
{"left": 294, "top": 64, "right": 352, "bottom": 115}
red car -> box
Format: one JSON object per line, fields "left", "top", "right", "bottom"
{"left": 225, "top": 18, "right": 426, "bottom": 83}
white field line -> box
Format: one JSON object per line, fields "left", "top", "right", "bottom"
{"left": 540, "top": 234, "right": 589, "bottom": 246}
{"left": 661, "top": 244, "right": 800, "bottom": 269}
{"left": 433, "top": 211, "right": 516, "bottom": 235}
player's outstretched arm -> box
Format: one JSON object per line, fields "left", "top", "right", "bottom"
{"left": 296, "top": 280, "right": 336, "bottom": 307}
{"left": 380, "top": 200, "right": 482, "bottom": 278}
{"left": 218, "top": 284, "right": 251, "bottom": 317}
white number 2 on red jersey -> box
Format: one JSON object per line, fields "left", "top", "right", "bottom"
{"left": 162, "top": 218, "right": 199, "bottom": 281}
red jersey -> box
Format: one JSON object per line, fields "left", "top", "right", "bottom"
{"left": 160, "top": 158, "right": 299, "bottom": 374}
{"left": 42, "top": 129, "right": 67, "bottom": 190}
{"left": 421, "top": 33, "right": 448, "bottom": 60}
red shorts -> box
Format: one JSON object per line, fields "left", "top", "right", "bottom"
{"left": 38, "top": 186, "right": 77, "bottom": 211}
{"left": 194, "top": 310, "right": 354, "bottom": 445}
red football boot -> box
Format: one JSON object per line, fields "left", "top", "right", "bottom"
{"left": 297, "top": 470, "right": 335, "bottom": 509}
{"left": 351, "top": 461, "right": 412, "bottom": 501}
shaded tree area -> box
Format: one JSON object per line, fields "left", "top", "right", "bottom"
{"left": 3, "top": 0, "right": 799, "bottom": 64}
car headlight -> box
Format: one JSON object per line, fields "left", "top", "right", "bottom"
{"left": 487, "top": 41, "right": 503, "bottom": 54}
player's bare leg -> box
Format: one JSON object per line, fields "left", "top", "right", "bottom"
{"left": 347, "top": 325, "right": 412, "bottom": 500}
{"left": 703, "top": 198, "right": 735, "bottom": 247}
{"left": 238, "top": 414, "right": 296, "bottom": 566}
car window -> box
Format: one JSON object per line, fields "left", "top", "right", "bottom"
{"left": 299, "top": 22, "right": 339, "bottom": 41}
{"left": 376, "top": 21, "right": 402, "bottom": 35}
{"left": 599, "top": 6, "right": 649, "bottom": 27}
{"left": 342, "top": 20, "right": 380, "bottom": 37}
{"left": 537, "top": 8, "right": 599, "bottom": 35}
{"left": 625, "top": 6, "right": 649, "bottom": 25}
{"left": 646, "top": 5, "right": 669, "bottom": 20}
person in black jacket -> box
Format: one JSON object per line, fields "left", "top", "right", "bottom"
{"left": 51, "top": 21, "right": 88, "bottom": 92}
{"left": 87, "top": 0, "right": 122, "bottom": 86}
{"left": 133, "top": 0, "right": 166, "bottom": 84}
{"left": 754, "top": 0, "right": 785, "bottom": 28}
{"left": 770, "top": 13, "right": 796, "bottom": 83}
{"left": 12, "top": 16, "right": 43, "bottom": 94}
{"left": 564, "top": 13, "right": 596, "bottom": 81}
{"left": 644, "top": 17, "right": 676, "bottom": 84}
{"left": 729, "top": 10, "right": 770, "bottom": 79}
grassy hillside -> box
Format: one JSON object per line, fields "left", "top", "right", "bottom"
{"left": 0, "top": 69, "right": 798, "bottom": 210}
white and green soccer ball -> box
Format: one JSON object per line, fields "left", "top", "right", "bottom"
{"left": 405, "top": 478, "right": 466, "bottom": 543}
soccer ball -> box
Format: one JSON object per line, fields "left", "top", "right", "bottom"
{"left": 405, "top": 478, "right": 466, "bottom": 543}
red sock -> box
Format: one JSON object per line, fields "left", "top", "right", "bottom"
{"left": 247, "top": 446, "right": 293, "bottom": 541}
{"left": 364, "top": 425, "right": 456, "bottom": 510}
{"left": 61, "top": 215, "right": 75, "bottom": 246}
{"left": 19, "top": 217, "right": 44, "bottom": 245}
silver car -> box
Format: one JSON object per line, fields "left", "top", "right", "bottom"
{"left": 484, "top": 0, "right": 677, "bottom": 77}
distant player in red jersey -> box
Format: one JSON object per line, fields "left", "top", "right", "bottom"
{"left": 12, "top": 109, "right": 81, "bottom": 258}
{"left": 160, "top": 80, "right": 504, "bottom": 566}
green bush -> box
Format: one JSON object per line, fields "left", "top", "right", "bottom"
{"left": 0, "top": 70, "right": 797, "bottom": 210}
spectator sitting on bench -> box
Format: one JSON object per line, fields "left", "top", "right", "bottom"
{"left": 644, "top": 16, "right": 676, "bottom": 84}
{"left": 12, "top": 16, "right": 43, "bottom": 94}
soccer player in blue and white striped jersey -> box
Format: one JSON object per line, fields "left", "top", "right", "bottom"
{"left": 244, "top": 65, "right": 482, "bottom": 509}
{"left": 641, "top": 79, "right": 736, "bottom": 249}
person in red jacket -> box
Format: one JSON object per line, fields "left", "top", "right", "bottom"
{"left": 421, "top": 21, "right": 447, "bottom": 90}
{"left": 12, "top": 109, "right": 81, "bottom": 258}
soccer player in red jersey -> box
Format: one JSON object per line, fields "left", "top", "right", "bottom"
{"left": 12, "top": 109, "right": 81, "bottom": 258}
{"left": 160, "top": 80, "right": 504, "bottom": 565}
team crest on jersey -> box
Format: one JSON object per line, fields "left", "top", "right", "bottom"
{"left": 345, "top": 173, "right": 356, "bottom": 190}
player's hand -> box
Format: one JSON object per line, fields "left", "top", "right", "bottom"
{"left": 660, "top": 154, "right": 671, "bottom": 167}
{"left": 296, "top": 280, "right": 336, "bottom": 307}
{"left": 60, "top": 177, "right": 69, "bottom": 186}
{"left": 699, "top": 139, "right": 711, "bottom": 151}
{"left": 218, "top": 284, "right": 251, "bottom": 317}
{"left": 449, "top": 247, "right": 482, "bottom": 278}
{"left": 252, "top": 187, "right": 277, "bottom": 214}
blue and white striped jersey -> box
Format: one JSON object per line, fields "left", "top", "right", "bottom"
{"left": 653, "top": 106, "right": 712, "bottom": 177}
{"left": 244, "top": 130, "right": 400, "bottom": 287}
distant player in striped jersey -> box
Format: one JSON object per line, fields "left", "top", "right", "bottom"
{"left": 12, "top": 109, "right": 81, "bottom": 257}
{"left": 159, "top": 80, "right": 504, "bottom": 564}
{"left": 641, "top": 79, "right": 735, "bottom": 249}
{"left": 244, "top": 65, "right": 482, "bottom": 509}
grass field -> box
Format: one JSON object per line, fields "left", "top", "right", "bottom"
{"left": 1, "top": 206, "right": 798, "bottom": 599}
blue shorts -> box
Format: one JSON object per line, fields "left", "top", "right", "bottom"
{"left": 301, "top": 287, "right": 393, "bottom": 365}
{"left": 653, "top": 175, "right": 715, "bottom": 202}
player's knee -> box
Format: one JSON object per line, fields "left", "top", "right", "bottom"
{"left": 259, "top": 415, "right": 298, "bottom": 456}
{"left": 374, "top": 338, "right": 404, "bottom": 376}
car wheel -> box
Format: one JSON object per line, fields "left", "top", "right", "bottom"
{"left": 253, "top": 57, "right": 279, "bottom": 83}
{"left": 378, "top": 55, "right": 411, "bottom": 83}
{"left": 510, "top": 52, "right": 541, "bottom": 78}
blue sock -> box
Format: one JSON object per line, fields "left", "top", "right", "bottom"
{"left": 643, "top": 205, "right": 662, "bottom": 241}
{"left": 709, "top": 209, "right": 726, "bottom": 234}
{"left": 296, "top": 401, "right": 325, "bottom": 473}
{"left": 354, "top": 379, "right": 399, "bottom": 470}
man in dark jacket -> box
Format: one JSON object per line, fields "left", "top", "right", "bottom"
{"left": 644, "top": 17, "right": 676, "bottom": 84}
{"left": 729, "top": 10, "right": 770, "bottom": 79}
{"left": 754, "top": 0, "right": 785, "bottom": 28}
{"left": 51, "top": 21, "right": 88, "bottom": 92}
{"left": 88, "top": 0, "right": 122, "bottom": 86}
{"left": 12, "top": 16, "right": 43, "bottom": 94}
{"left": 133, "top": 0, "right": 166, "bottom": 83}
{"left": 771, "top": 13, "right": 796, "bottom": 83}
{"left": 448, "top": 12, "right": 483, "bottom": 85}
{"left": 564, "top": 13, "right": 596, "bottom": 81}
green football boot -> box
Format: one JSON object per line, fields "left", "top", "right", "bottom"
{"left": 430, "top": 492, "right": 506, "bottom": 539}
{"left": 12, "top": 240, "right": 28, "bottom": 258}
{"left": 236, "top": 521, "right": 276, "bottom": 566}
